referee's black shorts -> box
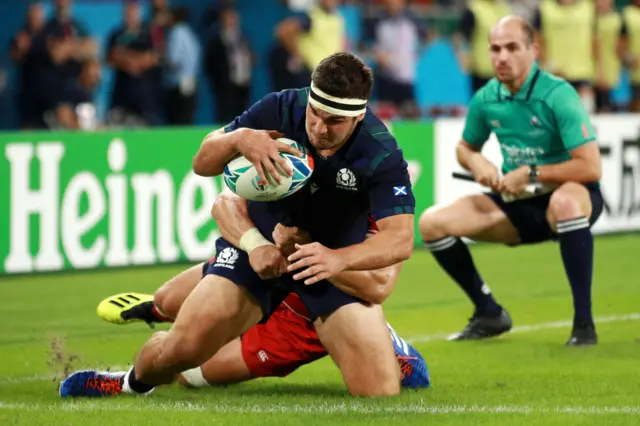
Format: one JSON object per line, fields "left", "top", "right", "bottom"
{"left": 484, "top": 183, "right": 604, "bottom": 245}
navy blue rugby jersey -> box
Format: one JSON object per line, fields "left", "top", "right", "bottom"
{"left": 223, "top": 88, "right": 415, "bottom": 249}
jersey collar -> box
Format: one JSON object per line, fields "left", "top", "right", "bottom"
{"left": 497, "top": 62, "right": 541, "bottom": 102}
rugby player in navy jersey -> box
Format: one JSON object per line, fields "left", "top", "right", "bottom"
{"left": 60, "top": 52, "right": 416, "bottom": 398}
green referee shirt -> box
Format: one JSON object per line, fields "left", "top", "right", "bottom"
{"left": 462, "top": 62, "right": 597, "bottom": 175}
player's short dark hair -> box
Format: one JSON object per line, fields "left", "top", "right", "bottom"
{"left": 311, "top": 52, "right": 373, "bottom": 101}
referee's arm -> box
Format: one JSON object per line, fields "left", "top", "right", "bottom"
{"left": 458, "top": 90, "right": 491, "bottom": 164}
{"left": 537, "top": 85, "right": 602, "bottom": 184}
{"left": 456, "top": 91, "right": 498, "bottom": 188}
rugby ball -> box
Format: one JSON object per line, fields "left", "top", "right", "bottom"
{"left": 223, "top": 137, "right": 314, "bottom": 201}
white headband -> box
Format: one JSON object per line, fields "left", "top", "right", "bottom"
{"left": 308, "top": 82, "right": 367, "bottom": 117}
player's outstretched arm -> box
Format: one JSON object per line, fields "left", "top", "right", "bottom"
{"left": 328, "top": 263, "right": 403, "bottom": 305}
{"left": 193, "top": 128, "right": 297, "bottom": 183}
{"left": 289, "top": 147, "right": 416, "bottom": 283}
{"left": 336, "top": 214, "right": 414, "bottom": 271}
{"left": 192, "top": 128, "right": 242, "bottom": 176}
{"left": 272, "top": 222, "right": 402, "bottom": 304}
{"left": 287, "top": 214, "right": 414, "bottom": 285}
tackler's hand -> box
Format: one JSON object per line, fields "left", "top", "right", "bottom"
{"left": 272, "top": 223, "right": 312, "bottom": 257}
{"left": 287, "top": 243, "right": 347, "bottom": 285}
{"left": 235, "top": 129, "right": 302, "bottom": 185}
{"left": 248, "top": 245, "right": 289, "bottom": 280}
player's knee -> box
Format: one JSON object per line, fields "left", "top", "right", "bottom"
{"left": 153, "top": 286, "right": 168, "bottom": 313}
{"left": 153, "top": 283, "right": 180, "bottom": 319}
{"left": 548, "top": 184, "right": 589, "bottom": 221}
{"left": 153, "top": 286, "right": 175, "bottom": 319}
{"left": 348, "top": 378, "right": 400, "bottom": 397}
{"left": 418, "top": 207, "right": 448, "bottom": 241}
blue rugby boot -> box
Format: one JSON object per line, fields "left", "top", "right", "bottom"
{"left": 59, "top": 370, "right": 126, "bottom": 398}
{"left": 387, "top": 323, "right": 431, "bottom": 389}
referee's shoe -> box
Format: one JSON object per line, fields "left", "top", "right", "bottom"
{"left": 566, "top": 321, "right": 598, "bottom": 346}
{"left": 447, "top": 309, "right": 513, "bottom": 341}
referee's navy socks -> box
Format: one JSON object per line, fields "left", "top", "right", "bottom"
{"left": 424, "top": 237, "right": 501, "bottom": 316}
{"left": 557, "top": 216, "right": 594, "bottom": 326}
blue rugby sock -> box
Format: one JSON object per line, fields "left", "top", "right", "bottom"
{"left": 557, "top": 217, "right": 594, "bottom": 326}
{"left": 424, "top": 237, "right": 502, "bottom": 316}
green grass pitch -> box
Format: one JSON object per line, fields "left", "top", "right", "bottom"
{"left": 1, "top": 235, "right": 639, "bottom": 425}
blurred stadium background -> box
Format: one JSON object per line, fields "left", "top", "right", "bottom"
{"left": 1, "top": 0, "right": 639, "bottom": 424}
{"left": 0, "top": 0, "right": 638, "bottom": 129}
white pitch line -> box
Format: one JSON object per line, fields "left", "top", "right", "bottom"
{"left": 407, "top": 312, "right": 640, "bottom": 344}
{"left": 1, "top": 314, "right": 638, "bottom": 386}
{"left": 0, "top": 401, "right": 639, "bottom": 415}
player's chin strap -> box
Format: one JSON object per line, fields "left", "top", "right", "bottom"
{"left": 308, "top": 82, "right": 367, "bottom": 117}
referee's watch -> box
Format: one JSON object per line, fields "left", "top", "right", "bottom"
{"left": 528, "top": 165, "right": 540, "bottom": 183}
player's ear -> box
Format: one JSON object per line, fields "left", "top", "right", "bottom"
{"left": 356, "top": 113, "right": 365, "bottom": 123}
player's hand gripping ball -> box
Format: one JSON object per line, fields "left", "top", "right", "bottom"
{"left": 223, "top": 137, "right": 314, "bottom": 201}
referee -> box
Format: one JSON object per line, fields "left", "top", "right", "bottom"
{"left": 418, "top": 16, "right": 603, "bottom": 346}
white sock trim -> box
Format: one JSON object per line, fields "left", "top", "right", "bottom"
{"left": 180, "top": 367, "right": 209, "bottom": 388}
{"left": 122, "top": 367, "right": 154, "bottom": 396}
{"left": 122, "top": 367, "right": 134, "bottom": 394}
{"left": 557, "top": 217, "right": 589, "bottom": 233}
{"left": 424, "top": 236, "right": 457, "bottom": 252}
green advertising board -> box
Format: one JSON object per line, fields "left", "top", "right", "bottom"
{"left": 0, "top": 123, "right": 433, "bottom": 274}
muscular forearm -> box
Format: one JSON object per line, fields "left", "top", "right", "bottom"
{"left": 193, "top": 128, "right": 246, "bottom": 177}
{"left": 329, "top": 264, "right": 400, "bottom": 305}
{"left": 335, "top": 219, "right": 414, "bottom": 271}
{"left": 211, "top": 193, "right": 253, "bottom": 248}
{"left": 538, "top": 158, "right": 601, "bottom": 184}
{"left": 456, "top": 142, "right": 483, "bottom": 171}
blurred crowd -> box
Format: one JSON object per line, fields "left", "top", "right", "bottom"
{"left": 9, "top": 0, "right": 640, "bottom": 131}
{"left": 12, "top": 0, "right": 198, "bottom": 129}
{"left": 454, "top": 0, "right": 640, "bottom": 114}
